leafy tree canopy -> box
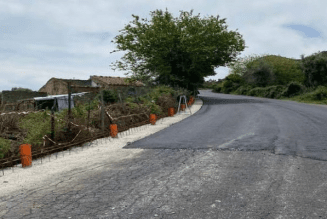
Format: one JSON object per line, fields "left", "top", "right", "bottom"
{"left": 11, "top": 87, "right": 34, "bottom": 92}
{"left": 226, "top": 53, "right": 272, "bottom": 76}
{"left": 110, "top": 8, "right": 247, "bottom": 92}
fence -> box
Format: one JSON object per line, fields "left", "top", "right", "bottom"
{"left": 0, "top": 82, "right": 195, "bottom": 173}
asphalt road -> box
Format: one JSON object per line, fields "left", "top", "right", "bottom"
{"left": 2, "top": 89, "right": 327, "bottom": 219}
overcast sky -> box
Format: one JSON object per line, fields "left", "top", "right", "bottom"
{"left": 0, "top": 0, "right": 326, "bottom": 92}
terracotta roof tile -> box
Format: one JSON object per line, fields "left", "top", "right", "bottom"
{"left": 90, "top": 75, "right": 145, "bottom": 86}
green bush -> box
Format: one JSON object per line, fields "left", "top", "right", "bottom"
{"left": 0, "top": 138, "right": 11, "bottom": 159}
{"left": 220, "top": 74, "right": 246, "bottom": 93}
{"left": 310, "top": 86, "right": 327, "bottom": 100}
{"left": 281, "top": 81, "right": 306, "bottom": 98}
{"left": 244, "top": 85, "right": 286, "bottom": 99}
{"left": 16, "top": 100, "right": 93, "bottom": 147}
{"left": 221, "top": 80, "right": 234, "bottom": 93}
{"left": 146, "top": 85, "right": 176, "bottom": 103}
{"left": 243, "top": 54, "right": 305, "bottom": 86}
{"left": 95, "top": 89, "right": 119, "bottom": 104}
{"left": 264, "top": 85, "right": 286, "bottom": 99}
{"left": 213, "top": 85, "right": 222, "bottom": 93}
{"left": 124, "top": 97, "right": 141, "bottom": 109}
{"left": 233, "top": 85, "right": 253, "bottom": 95}
{"left": 298, "top": 51, "right": 327, "bottom": 88}
{"left": 17, "top": 110, "right": 54, "bottom": 146}
{"left": 246, "top": 87, "right": 267, "bottom": 97}
{"left": 225, "top": 73, "right": 246, "bottom": 85}
{"left": 241, "top": 59, "right": 277, "bottom": 88}
{"left": 131, "top": 85, "right": 179, "bottom": 115}
{"left": 65, "top": 98, "right": 100, "bottom": 122}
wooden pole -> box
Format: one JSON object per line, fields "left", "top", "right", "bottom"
{"left": 50, "top": 98, "right": 56, "bottom": 145}
{"left": 100, "top": 88, "right": 104, "bottom": 133}
{"left": 68, "top": 81, "right": 71, "bottom": 131}
{"left": 87, "top": 98, "right": 90, "bottom": 131}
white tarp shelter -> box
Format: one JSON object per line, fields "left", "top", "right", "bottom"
{"left": 33, "top": 92, "right": 90, "bottom": 111}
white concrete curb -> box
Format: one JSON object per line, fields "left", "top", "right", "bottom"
{"left": 0, "top": 98, "right": 203, "bottom": 178}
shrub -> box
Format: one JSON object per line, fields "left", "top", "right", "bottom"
{"left": 0, "top": 138, "right": 11, "bottom": 159}
{"left": 241, "top": 59, "right": 277, "bottom": 88}
{"left": 250, "top": 55, "right": 306, "bottom": 86}
{"left": 213, "top": 86, "right": 222, "bottom": 93}
{"left": 225, "top": 73, "right": 246, "bottom": 85}
{"left": 245, "top": 85, "right": 286, "bottom": 99}
{"left": 246, "top": 87, "right": 267, "bottom": 97}
{"left": 99, "top": 89, "right": 119, "bottom": 104}
{"left": 221, "top": 80, "right": 234, "bottom": 93}
{"left": 226, "top": 53, "right": 272, "bottom": 76}
{"left": 298, "top": 51, "right": 327, "bottom": 88}
{"left": 281, "top": 81, "right": 306, "bottom": 98}
{"left": 233, "top": 85, "right": 253, "bottom": 95}
{"left": 310, "top": 86, "right": 327, "bottom": 100}
{"left": 265, "top": 85, "right": 286, "bottom": 99}
{"left": 17, "top": 110, "right": 54, "bottom": 147}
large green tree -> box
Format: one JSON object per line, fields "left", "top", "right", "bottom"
{"left": 110, "top": 8, "right": 247, "bottom": 93}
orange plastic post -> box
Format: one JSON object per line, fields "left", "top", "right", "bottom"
{"left": 190, "top": 96, "right": 194, "bottom": 104}
{"left": 150, "top": 114, "right": 156, "bottom": 125}
{"left": 19, "top": 144, "right": 32, "bottom": 168}
{"left": 168, "top": 107, "right": 174, "bottom": 116}
{"left": 110, "top": 124, "right": 118, "bottom": 137}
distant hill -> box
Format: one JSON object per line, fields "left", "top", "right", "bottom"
{"left": 243, "top": 54, "right": 306, "bottom": 85}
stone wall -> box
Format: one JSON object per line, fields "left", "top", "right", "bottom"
{"left": 1, "top": 91, "right": 48, "bottom": 106}
{"left": 39, "top": 79, "right": 68, "bottom": 95}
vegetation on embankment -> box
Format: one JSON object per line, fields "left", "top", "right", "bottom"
{"left": 0, "top": 85, "right": 193, "bottom": 160}
{"left": 199, "top": 51, "right": 327, "bottom": 106}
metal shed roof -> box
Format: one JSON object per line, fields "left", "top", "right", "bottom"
{"left": 33, "top": 92, "right": 90, "bottom": 101}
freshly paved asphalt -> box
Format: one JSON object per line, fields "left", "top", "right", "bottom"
{"left": 2, "top": 90, "right": 327, "bottom": 218}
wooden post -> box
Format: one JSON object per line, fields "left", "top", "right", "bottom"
{"left": 100, "top": 88, "right": 104, "bottom": 133}
{"left": 118, "top": 91, "right": 125, "bottom": 111}
{"left": 87, "top": 98, "right": 90, "bottom": 131}
{"left": 50, "top": 108, "right": 55, "bottom": 145}
{"left": 68, "top": 81, "right": 71, "bottom": 131}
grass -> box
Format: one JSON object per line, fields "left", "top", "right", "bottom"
{"left": 278, "top": 90, "right": 327, "bottom": 106}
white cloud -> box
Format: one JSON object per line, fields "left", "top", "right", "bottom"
{"left": 0, "top": 0, "right": 327, "bottom": 91}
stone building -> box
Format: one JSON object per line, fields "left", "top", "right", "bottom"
{"left": 38, "top": 76, "right": 145, "bottom": 95}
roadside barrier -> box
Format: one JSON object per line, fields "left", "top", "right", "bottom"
{"left": 19, "top": 144, "right": 32, "bottom": 168}
{"left": 0, "top": 97, "right": 196, "bottom": 175}
{"left": 110, "top": 124, "right": 118, "bottom": 137}
{"left": 168, "top": 107, "right": 174, "bottom": 116}
{"left": 149, "top": 114, "right": 157, "bottom": 125}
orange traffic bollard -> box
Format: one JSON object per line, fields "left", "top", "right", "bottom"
{"left": 19, "top": 144, "right": 32, "bottom": 168}
{"left": 110, "top": 124, "right": 118, "bottom": 137}
{"left": 150, "top": 114, "right": 156, "bottom": 125}
{"left": 168, "top": 107, "right": 174, "bottom": 116}
{"left": 190, "top": 96, "right": 194, "bottom": 104}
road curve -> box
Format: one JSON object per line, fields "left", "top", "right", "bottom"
{"left": 126, "top": 90, "right": 327, "bottom": 162}
{"left": 1, "top": 90, "right": 327, "bottom": 219}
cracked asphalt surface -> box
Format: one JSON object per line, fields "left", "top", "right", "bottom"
{"left": 2, "top": 90, "right": 327, "bottom": 218}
